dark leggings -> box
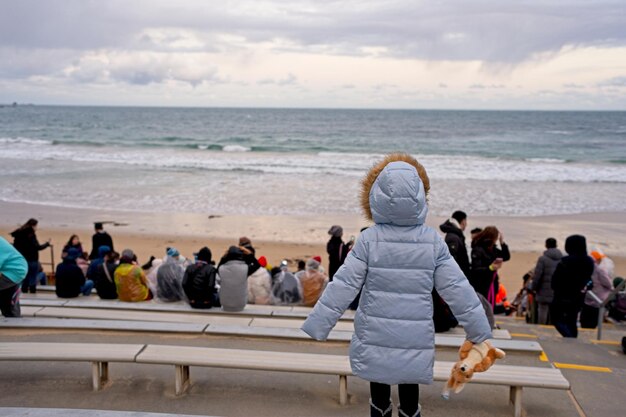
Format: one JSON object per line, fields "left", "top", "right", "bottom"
{"left": 370, "top": 382, "right": 419, "bottom": 416}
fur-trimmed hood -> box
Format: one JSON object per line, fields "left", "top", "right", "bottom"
{"left": 360, "top": 153, "right": 430, "bottom": 226}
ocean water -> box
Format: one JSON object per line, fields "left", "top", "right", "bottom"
{"left": 0, "top": 106, "right": 625, "bottom": 217}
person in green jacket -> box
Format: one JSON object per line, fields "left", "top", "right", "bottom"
{"left": 0, "top": 236, "right": 28, "bottom": 317}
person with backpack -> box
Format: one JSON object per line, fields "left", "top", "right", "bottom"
{"left": 183, "top": 247, "right": 220, "bottom": 309}
{"left": 302, "top": 153, "right": 492, "bottom": 417}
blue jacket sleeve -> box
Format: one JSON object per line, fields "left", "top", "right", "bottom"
{"left": 433, "top": 235, "right": 492, "bottom": 343}
{"left": 301, "top": 236, "right": 368, "bottom": 340}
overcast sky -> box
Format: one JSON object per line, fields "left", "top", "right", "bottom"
{"left": 2, "top": 0, "right": 626, "bottom": 109}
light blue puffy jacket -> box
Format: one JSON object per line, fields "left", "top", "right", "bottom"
{"left": 301, "top": 159, "right": 492, "bottom": 384}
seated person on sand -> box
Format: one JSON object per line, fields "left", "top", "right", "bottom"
{"left": 217, "top": 246, "right": 249, "bottom": 312}
{"left": 295, "top": 257, "right": 328, "bottom": 307}
{"left": 86, "top": 245, "right": 111, "bottom": 283}
{"left": 114, "top": 249, "right": 152, "bottom": 302}
{"left": 247, "top": 258, "right": 272, "bottom": 305}
{"left": 62, "top": 234, "right": 84, "bottom": 259}
{"left": 55, "top": 248, "right": 94, "bottom": 298}
{"left": 271, "top": 261, "right": 302, "bottom": 306}
{"left": 183, "top": 247, "right": 220, "bottom": 309}
{"left": 93, "top": 250, "right": 119, "bottom": 300}
{"left": 156, "top": 247, "right": 186, "bottom": 302}
{"left": 143, "top": 256, "right": 162, "bottom": 295}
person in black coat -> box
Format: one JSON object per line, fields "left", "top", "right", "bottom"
{"left": 89, "top": 222, "right": 114, "bottom": 260}
{"left": 550, "top": 235, "right": 594, "bottom": 338}
{"left": 439, "top": 211, "right": 470, "bottom": 277}
{"left": 470, "top": 226, "right": 510, "bottom": 305}
{"left": 326, "top": 225, "right": 353, "bottom": 281}
{"left": 183, "top": 247, "right": 219, "bottom": 309}
{"left": 10, "top": 218, "right": 51, "bottom": 293}
{"left": 55, "top": 248, "right": 94, "bottom": 298}
{"left": 93, "top": 250, "right": 118, "bottom": 299}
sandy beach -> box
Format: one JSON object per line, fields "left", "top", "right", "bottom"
{"left": 1, "top": 200, "right": 625, "bottom": 295}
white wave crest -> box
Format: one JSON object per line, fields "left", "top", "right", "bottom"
{"left": 0, "top": 136, "right": 53, "bottom": 146}
{"left": 222, "top": 145, "right": 251, "bottom": 152}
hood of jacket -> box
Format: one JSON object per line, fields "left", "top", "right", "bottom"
{"left": 360, "top": 153, "right": 430, "bottom": 226}
{"left": 439, "top": 219, "right": 464, "bottom": 238}
{"left": 565, "top": 235, "right": 587, "bottom": 257}
{"left": 544, "top": 247, "right": 563, "bottom": 261}
{"left": 10, "top": 227, "right": 32, "bottom": 239}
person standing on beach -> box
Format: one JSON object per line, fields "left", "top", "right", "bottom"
{"left": 10, "top": 218, "right": 51, "bottom": 294}
{"left": 529, "top": 238, "right": 562, "bottom": 324}
{"left": 439, "top": 211, "right": 470, "bottom": 277}
{"left": 0, "top": 237, "right": 28, "bottom": 317}
{"left": 470, "top": 226, "right": 510, "bottom": 308}
{"left": 89, "top": 223, "right": 114, "bottom": 260}
{"left": 302, "top": 154, "right": 492, "bottom": 417}
{"left": 326, "top": 225, "right": 353, "bottom": 281}
{"left": 550, "top": 235, "right": 594, "bottom": 338}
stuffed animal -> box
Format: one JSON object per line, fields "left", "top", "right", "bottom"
{"left": 442, "top": 340, "right": 506, "bottom": 399}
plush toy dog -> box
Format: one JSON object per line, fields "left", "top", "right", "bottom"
{"left": 442, "top": 340, "right": 506, "bottom": 399}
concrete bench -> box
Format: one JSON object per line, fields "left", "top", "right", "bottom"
{"left": 0, "top": 408, "right": 220, "bottom": 417}
{"left": 10, "top": 310, "right": 533, "bottom": 353}
{"left": 434, "top": 361, "right": 570, "bottom": 417}
{"left": 1, "top": 317, "right": 209, "bottom": 333}
{"left": 0, "top": 342, "right": 145, "bottom": 391}
{"left": 135, "top": 344, "right": 353, "bottom": 403}
{"left": 135, "top": 344, "right": 568, "bottom": 416}
{"left": 0, "top": 342, "right": 568, "bottom": 416}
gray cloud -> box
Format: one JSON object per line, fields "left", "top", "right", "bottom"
{"left": 598, "top": 76, "right": 626, "bottom": 87}
{"left": 257, "top": 73, "right": 298, "bottom": 86}
{"left": 1, "top": 0, "right": 625, "bottom": 63}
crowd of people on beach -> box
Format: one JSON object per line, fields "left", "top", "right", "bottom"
{"left": 0, "top": 219, "right": 332, "bottom": 314}
{"left": 0, "top": 212, "right": 624, "bottom": 335}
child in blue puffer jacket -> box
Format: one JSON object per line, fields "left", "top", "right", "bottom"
{"left": 302, "top": 153, "right": 493, "bottom": 417}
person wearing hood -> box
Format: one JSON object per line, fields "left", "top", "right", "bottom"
{"left": 217, "top": 246, "right": 249, "bottom": 312}
{"left": 182, "top": 247, "right": 220, "bottom": 309}
{"left": 327, "top": 225, "right": 353, "bottom": 281}
{"left": 93, "top": 250, "right": 119, "bottom": 300}
{"left": 156, "top": 247, "right": 186, "bottom": 302}
{"left": 296, "top": 257, "right": 328, "bottom": 307}
{"left": 115, "top": 249, "right": 151, "bottom": 302}
{"left": 89, "top": 222, "right": 114, "bottom": 260}
{"left": 270, "top": 262, "right": 303, "bottom": 305}
{"left": 55, "top": 248, "right": 94, "bottom": 298}
{"left": 550, "top": 235, "right": 595, "bottom": 338}
{"left": 301, "top": 153, "right": 492, "bottom": 417}
{"left": 10, "top": 218, "right": 51, "bottom": 294}
{"left": 0, "top": 237, "right": 28, "bottom": 317}
{"left": 529, "top": 238, "right": 563, "bottom": 324}
{"left": 86, "top": 245, "right": 111, "bottom": 282}
{"left": 439, "top": 211, "right": 470, "bottom": 277}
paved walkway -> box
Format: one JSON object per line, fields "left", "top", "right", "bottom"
{"left": 0, "top": 315, "right": 623, "bottom": 416}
